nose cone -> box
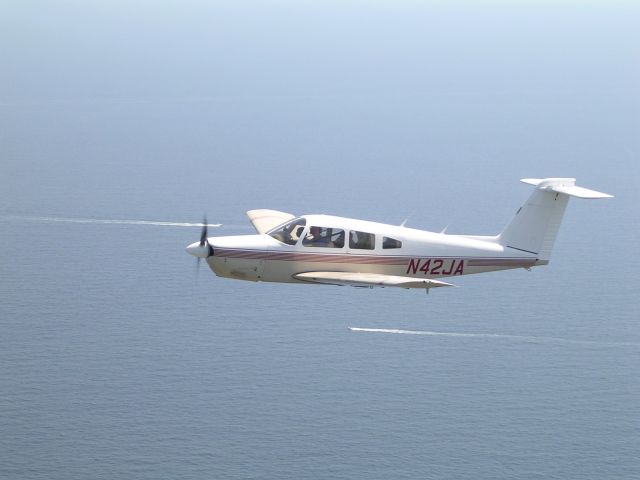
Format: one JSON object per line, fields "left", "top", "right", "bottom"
{"left": 186, "top": 241, "right": 211, "bottom": 258}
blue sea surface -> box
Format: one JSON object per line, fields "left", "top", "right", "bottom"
{"left": 2, "top": 2, "right": 639, "bottom": 479}
{"left": 2, "top": 93, "right": 638, "bottom": 480}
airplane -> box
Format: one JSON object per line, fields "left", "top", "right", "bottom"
{"left": 186, "top": 178, "right": 612, "bottom": 292}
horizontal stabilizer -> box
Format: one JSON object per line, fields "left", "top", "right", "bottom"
{"left": 246, "top": 209, "right": 295, "bottom": 234}
{"left": 520, "top": 178, "right": 613, "bottom": 199}
{"left": 294, "top": 272, "right": 455, "bottom": 289}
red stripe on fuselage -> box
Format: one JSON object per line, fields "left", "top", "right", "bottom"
{"left": 213, "top": 248, "right": 537, "bottom": 269}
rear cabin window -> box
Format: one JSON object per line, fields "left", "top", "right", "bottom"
{"left": 268, "top": 218, "right": 307, "bottom": 245}
{"left": 349, "top": 231, "right": 375, "bottom": 250}
{"left": 383, "top": 237, "right": 402, "bottom": 249}
{"left": 302, "top": 227, "right": 345, "bottom": 248}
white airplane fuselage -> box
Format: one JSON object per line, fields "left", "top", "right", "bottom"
{"left": 205, "top": 215, "right": 540, "bottom": 284}
{"left": 187, "top": 178, "right": 611, "bottom": 291}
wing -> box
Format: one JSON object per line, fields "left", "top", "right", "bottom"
{"left": 246, "top": 209, "right": 295, "bottom": 234}
{"left": 294, "top": 272, "right": 455, "bottom": 290}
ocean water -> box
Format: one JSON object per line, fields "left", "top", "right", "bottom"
{"left": 2, "top": 92, "right": 638, "bottom": 480}
{"left": 2, "top": 3, "right": 639, "bottom": 479}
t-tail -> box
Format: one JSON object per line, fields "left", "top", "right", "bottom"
{"left": 497, "top": 178, "right": 612, "bottom": 262}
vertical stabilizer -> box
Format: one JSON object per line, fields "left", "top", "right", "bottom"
{"left": 498, "top": 178, "right": 612, "bottom": 262}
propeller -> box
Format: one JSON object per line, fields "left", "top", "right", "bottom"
{"left": 199, "top": 215, "right": 209, "bottom": 246}
{"left": 196, "top": 217, "right": 206, "bottom": 278}
{"left": 186, "top": 216, "right": 215, "bottom": 277}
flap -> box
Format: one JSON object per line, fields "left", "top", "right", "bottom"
{"left": 246, "top": 209, "right": 295, "bottom": 234}
{"left": 294, "top": 272, "right": 455, "bottom": 289}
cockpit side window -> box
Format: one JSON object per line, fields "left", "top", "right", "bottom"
{"left": 383, "top": 237, "right": 402, "bottom": 249}
{"left": 302, "top": 227, "right": 345, "bottom": 248}
{"left": 349, "top": 231, "right": 375, "bottom": 250}
{"left": 268, "top": 218, "right": 307, "bottom": 245}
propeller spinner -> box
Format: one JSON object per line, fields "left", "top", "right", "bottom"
{"left": 186, "top": 217, "right": 214, "bottom": 273}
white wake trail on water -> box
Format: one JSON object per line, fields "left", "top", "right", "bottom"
{"left": 0, "top": 215, "right": 221, "bottom": 228}
{"left": 348, "top": 327, "right": 640, "bottom": 347}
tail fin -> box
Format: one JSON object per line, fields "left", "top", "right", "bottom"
{"left": 498, "top": 178, "right": 612, "bottom": 262}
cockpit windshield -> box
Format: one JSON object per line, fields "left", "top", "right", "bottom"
{"left": 268, "top": 218, "right": 307, "bottom": 245}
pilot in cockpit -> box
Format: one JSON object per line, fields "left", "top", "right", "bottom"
{"left": 304, "top": 226, "right": 329, "bottom": 247}
{"left": 307, "top": 226, "right": 323, "bottom": 244}
{"left": 303, "top": 226, "right": 346, "bottom": 248}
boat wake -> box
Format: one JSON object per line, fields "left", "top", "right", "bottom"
{"left": 348, "top": 327, "right": 640, "bottom": 347}
{"left": 0, "top": 215, "right": 221, "bottom": 228}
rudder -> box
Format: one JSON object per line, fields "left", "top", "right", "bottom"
{"left": 498, "top": 178, "right": 612, "bottom": 262}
